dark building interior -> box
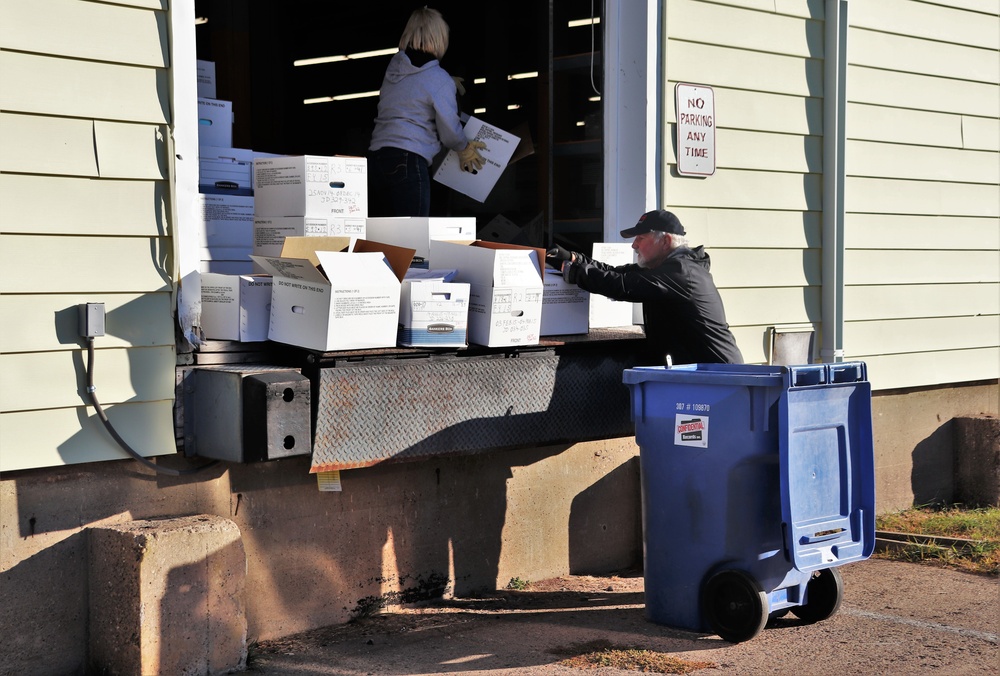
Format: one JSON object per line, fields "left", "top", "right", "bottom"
{"left": 194, "top": 0, "right": 605, "bottom": 252}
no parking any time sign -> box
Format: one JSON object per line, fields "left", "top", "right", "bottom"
{"left": 675, "top": 83, "right": 716, "bottom": 177}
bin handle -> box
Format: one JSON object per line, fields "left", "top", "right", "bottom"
{"left": 786, "top": 362, "right": 868, "bottom": 388}
{"left": 800, "top": 528, "right": 846, "bottom": 545}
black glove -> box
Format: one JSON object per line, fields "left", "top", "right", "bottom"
{"left": 564, "top": 260, "right": 580, "bottom": 285}
{"left": 545, "top": 245, "right": 573, "bottom": 269}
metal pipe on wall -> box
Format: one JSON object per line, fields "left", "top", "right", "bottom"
{"left": 821, "top": 0, "right": 849, "bottom": 363}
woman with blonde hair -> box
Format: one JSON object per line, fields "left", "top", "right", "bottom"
{"left": 368, "top": 7, "right": 485, "bottom": 216}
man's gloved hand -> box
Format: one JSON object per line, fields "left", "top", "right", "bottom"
{"left": 457, "top": 141, "right": 486, "bottom": 173}
{"left": 452, "top": 76, "right": 466, "bottom": 96}
{"left": 545, "top": 245, "right": 574, "bottom": 269}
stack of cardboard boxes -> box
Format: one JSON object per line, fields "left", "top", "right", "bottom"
{"left": 196, "top": 60, "right": 277, "bottom": 342}
{"left": 196, "top": 62, "right": 635, "bottom": 349}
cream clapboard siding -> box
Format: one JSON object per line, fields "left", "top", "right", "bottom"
{"left": 844, "top": 0, "right": 1000, "bottom": 389}
{"left": 662, "top": 0, "right": 1000, "bottom": 390}
{"left": 0, "top": 0, "right": 175, "bottom": 472}
{"left": 663, "top": 0, "right": 826, "bottom": 365}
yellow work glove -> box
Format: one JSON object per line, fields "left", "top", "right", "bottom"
{"left": 457, "top": 140, "right": 487, "bottom": 173}
{"left": 452, "top": 76, "right": 466, "bottom": 96}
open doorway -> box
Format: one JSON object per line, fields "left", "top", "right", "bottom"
{"left": 194, "top": 0, "right": 604, "bottom": 253}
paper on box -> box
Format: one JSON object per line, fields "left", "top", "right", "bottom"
{"left": 365, "top": 217, "right": 476, "bottom": 261}
{"left": 540, "top": 269, "right": 589, "bottom": 336}
{"left": 197, "top": 60, "right": 216, "bottom": 98}
{"left": 197, "top": 98, "right": 233, "bottom": 148}
{"left": 198, "top": 193, "right": 254, "bottom": 248}
{"left": 428, "top": 240, "right": 544, "bottom": 347}
{"left": 253, "top": 155, "right": 367, "bottom": 218}
{"left": 589, "top": 243, "right": 638, "bottom": 328}
{"left": 253, "top": 216, "right": 366, "bottom": 257}
{"left": 248, "top": 238, "right": 413, "bottom": 352}
{"left": 200, "top": 272, "right": 272, "bottom": 342}
{"left": 432, "top": 117, "right": 520, "bottom": 203}
{"left": 398, "top": 269, "right": 470, "bottom": 348}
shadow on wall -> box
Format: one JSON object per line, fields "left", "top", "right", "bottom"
{"left": 911, "top": 422, "right": 955, "bottom": 507}
{"left": 0, "top": 532, "right": 88, "bottom": 676}
{"left": 224, "top": 451, "right": 514, "bottom": 635}
{"left": 568, "top": 457, "right": 641, "bottom": 575}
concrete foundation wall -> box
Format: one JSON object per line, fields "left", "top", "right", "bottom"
{"left": 1, "top": 380, "right": 996, "bottom": 675}
{"left": 870, "top": 380, "right": 998, "bottom": 513}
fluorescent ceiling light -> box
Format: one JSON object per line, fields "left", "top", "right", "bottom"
{"left": 295, "top": 47, "right": 396, "bottom": 67}
{"left": 349, "top": 47, "right": 398, "bottom": 60}
{"left": 588, "top": 96, "right": 601, "bottom": 102}
{"left": 304, "top": 90, "right": 381, "bottom": 105}
{"left": 295, "top": 55, "right": 348, "bottom": 66}
{"left": 508, "top": 71, "right": 538, "bottom": 80}
{"left": 568, "top": 17, "right": 600, "bottom": 28}
{"left": 194, "top": 17, "right": 208, "bottom": 25}
{"left": 474, "top": 107, "right": 487, "bottom": 114}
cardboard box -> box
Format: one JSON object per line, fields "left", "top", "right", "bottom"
{"left": 398, "top": 269, "right": 470, "bottom": 348}
{"left": 198, "top": 193, "right": 254, "bottom": 248}
{"left": 199, "top": 146, "right": 253, "bottom": 195}
{"left": 540, "top": 269, "right": 590, "bottom": 336}
{"left": 253, "top": 155, "right": 367, "bottom": 218}
{"left": 589, "top": 243, "right": 638, "bottom": 328}
{"left": 197, "top": 60, "right": 216, "bottom": 99}
{"left": 249, "top": 237, "right": 413, "bottom": 352}
{"left": 365, "top": 217, "right": 476, "bottom": 262}
{"left": 253, "top": 216, "right": 366, "bottom": 257}
{"left": 428, "top": 240, "right": 544, "bottom": 347}
{"left": 199, "top": 258, "right": 253, "bottom": 275}
{"left": 199, "top": 146, "right": 283, "bottom": 195}
{"left": 200, "top": 273, "right": 272, "bottom": 342}
{"left": 197, "top": 98, "right": 233, "bottom": 148}
{"left": 432, "top": 117, "right": 520, "bottom": 203}
{"left": 200, "top": 245, "right": 252, "bottom": 275}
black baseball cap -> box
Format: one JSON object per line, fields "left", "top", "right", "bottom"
{"left": 620, "top": 209, "right": 686, "bottom": 238}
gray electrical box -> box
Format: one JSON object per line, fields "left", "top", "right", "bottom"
{"left": 185, "top": 367, "right": 312, "bottom": 462}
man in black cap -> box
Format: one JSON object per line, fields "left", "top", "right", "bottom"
{"left": 547, "top": 209, "right": 743, "bottom": 365}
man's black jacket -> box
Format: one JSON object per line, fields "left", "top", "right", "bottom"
{"left": 566, "top": 245, "right": 744, "bottom": 366}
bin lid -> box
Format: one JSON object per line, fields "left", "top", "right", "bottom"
{"left": 778, "top": 363, "right": 876, "bottom": 572}
{"left": 623, "top": 363, "right": 784, "bottom": 386}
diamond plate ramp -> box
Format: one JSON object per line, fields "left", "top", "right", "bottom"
{"left": 311, "top": 352, "right": 635, "bottom": 471}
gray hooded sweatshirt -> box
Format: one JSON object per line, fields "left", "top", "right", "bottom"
{"left": 369, "top": 51, "right": 468, "bottom": 164}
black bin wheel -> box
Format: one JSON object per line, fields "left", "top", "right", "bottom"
{"left": 701, "top": 569, "right": 769, "bottom": 643}
{"left": 790, "top": 567, "right": 844, "bottom": 623}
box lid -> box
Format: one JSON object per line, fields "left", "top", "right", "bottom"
{"left": 279, "top": 236, "right": 352, "bottom": 267}
{"left": 352, "top": 239, "right": 415, "bottom": 282}
{"left": 430, "top": 240, "right": 544, "bottom": 287}
{"left": 248, "top": 255, "right": 330, "bottom": 285}
{"left": 313, "top": 250, "right": 401, "bottom": 286}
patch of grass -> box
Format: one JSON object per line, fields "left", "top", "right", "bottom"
{"left": 506, "top": 576, "right": 531, "bottom": 590}
{"left": 560, "top": 646, "right": 716, "bottom": 673}
{"left": 875, "top": 505, "right": 1000, "bottom": 575}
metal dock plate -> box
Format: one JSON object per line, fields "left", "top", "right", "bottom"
{"left": 311, "top": 351, "right": 636, "bottom": 471}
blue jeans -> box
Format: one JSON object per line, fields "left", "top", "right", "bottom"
{"left": 368, "top": 147, "right": 430, "bottom": 217}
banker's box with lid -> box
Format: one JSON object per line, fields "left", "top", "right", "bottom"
{"left": 622, "top": 362, "right": 875, "bottom": 642}
{"left": 429, "top": 240, "right": 544, "bottom": 348}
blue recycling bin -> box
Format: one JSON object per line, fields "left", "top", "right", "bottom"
{"left": 623, "top": 362, "right": 875, "bottom": 642}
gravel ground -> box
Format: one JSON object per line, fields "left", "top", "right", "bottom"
{"left": 249, "top": 558, "right": 998, "bottom": 675}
